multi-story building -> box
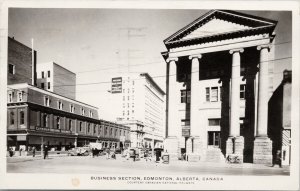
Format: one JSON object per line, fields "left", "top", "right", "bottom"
{"left": 117, "top": 120, "right": 145, "bottom": 148}
{"left": 162, "top": 10, "right": 290, "bottom": 165}
{"left": 8, "top": 37, "right": 36, "bottom": 85}
{"left": 36, "top": 62, "right": 76, "bottom": 99}
{"left": 269, "top": 70, "right": 292, "bottom": 166}
{"left": 7, "top": 37, "right": 131, "bottom": 154}
{"left": 110, "top": 73, "right": 165, "bottom": 149}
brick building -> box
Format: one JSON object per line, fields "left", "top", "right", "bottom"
{"left": 7, "top": 37, "right": 131, "bottom": 153}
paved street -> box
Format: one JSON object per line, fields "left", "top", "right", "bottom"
{"left": 7, "top": 155, "right": 289, "bottom": 175}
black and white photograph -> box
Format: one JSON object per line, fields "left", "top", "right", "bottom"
{"left": 0, "top": 0, "right": 299, "bottom": 190}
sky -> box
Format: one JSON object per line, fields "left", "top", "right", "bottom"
{"left": 8, "top": 8, "right": 292, "bottom": 120}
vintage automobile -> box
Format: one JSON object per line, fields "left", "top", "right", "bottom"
{"left": 68, "top": 146, "right": 91, "bottom": 156}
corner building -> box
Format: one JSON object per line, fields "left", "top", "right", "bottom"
{"left": 162, "top": 10, "right": 279, "bottom": 164}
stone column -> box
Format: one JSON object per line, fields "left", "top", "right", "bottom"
{"left": 164, "top": 57, "right": 180, "bottom": 160}
{"left": 226, "top": 48, "right": 244, "bottom": 163}
{"left": 187, "top": 54, "right": 202, "bottom": 162}
{"left": 253, "top": 45, "right": 273, "bottom": 165}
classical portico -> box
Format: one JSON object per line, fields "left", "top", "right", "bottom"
{"left": 162, "top": 10, "right": 277, "bottom": 164}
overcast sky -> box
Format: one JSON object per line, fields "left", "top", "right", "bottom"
{"left": 8, "top": 9, "right": 292, "bottom": 120}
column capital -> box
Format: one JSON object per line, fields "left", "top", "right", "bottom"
{"left": 166, "top": 57, "right": 178, "bottom": 63}
{"left": 257, "top": 44, "right": 272, "bottom": 51}
{"left": 229, "top": 48, "right": 244, "bottom": 54}
{"left": 188, "top": 54, "right": 202, "bottom": 60}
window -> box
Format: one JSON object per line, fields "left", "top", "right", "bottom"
{"left": 56, "top": 117, "right": 60, "bottom": 129}
{"left": 42, "top": 71, "right": 44, "bottom": 78}
{"left": 132, "top": 89, "right": 135, "bottom": 93}
{"left": 8, "top": 91, "right": 14, "bottom": 103}
{"left": 81, "top": 108, "right": 85, "bottom": 115}
{"left": 240, "top": 85, "right": 246, "bottom": 99}
{"left": 127, "top": 110, "right": 129, "bottom": 115}
{"left": 94, "top": 124, "right": 96, "bottom": 134}
{"left": 206, "top": 87, "right": 220, "bottom": 102}
{"left": 43, "top": 114, "right": 48, "bottom": 127}
{"left": 41, "top": 83, "right": 45, "bottom": 89}
{"left": 70, "top": 104, "right": 75, "bottom": 113}
{"left": 208, "top": 118, "right": 221, "bottom": 126}
{"left": 44, "top": 97, "right": 50, "bottom": 106}
{"left": 180, "top": 90, "right": 190, "bottom": 103}
{"left": 17, "top": 92, "right": 23, "bottom": 102}
{"left": 132, "top": 110, "right": 134, "bottom": 114}
{"left": 115, "top": 129, "right": 118, "bottom": 136}
{"left": 206, "top": 88, "right": 210, "bottom": 102}
{"left": 58, "top": 101, "right": 63, "bottom": 110}
{"left": 20, "top": 111, "right": 25, "bottom": 125}
{"left": 47, "top": 82, "right": 50, "bottom": 90}
{"left": 127, "top": 96, "right": 130, "bottom": 101}
{"left": 110, "top": 128, "right": 112, "bottom": 135}
{"left": 99, "top": 127, "right": 102, "bottom": 135}
{"left": 181, "top": 119, "right": 190, "bottom": 126}
{"left": 8, "top": 64, "right": 15, "bottom": 75}
{"left": 89, "top": 111, "right": 93, "bottom": 118}
{"left": 87, "top": 123, "right": 90, "bottom": 133}
{"left": 10, "top": 112, "right": 14, "bottom": 125}
{"left": 105, "top": 127, "right": 108, "bottom": 135}
{"left": 123, "top": 96, "right": 125, "bottom": 101}
{"left": 48, "top": 70, "right": 50, "bottom": 77}
{"left": 132, "top": 81, "right": 135, "bottom": 85}
{"left": 210, "top": 87, "right": 218, "bottom": 102}
{"left": 79, "top": 122, "right": 83, "bottom": 131}
{"left": 69, "top": 120, "right": 72, "bottom": 131}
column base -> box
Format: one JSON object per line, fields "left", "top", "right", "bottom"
{"left": 226, "top": 136, "right": 244, "bottom": 163}
{"left": 186, "top": 137, "right": 204, "bottom": 162}
{"left": 164, "top": 136, "right": 179, "bottom": 161}
{"left": 253, "top": 136, "right": 273, "bottom": 165}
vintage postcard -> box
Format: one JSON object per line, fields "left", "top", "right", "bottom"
{"left": 0, "top": 0, "right": 299, "bottom": 190}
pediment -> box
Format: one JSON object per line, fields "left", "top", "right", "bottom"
{"left": 164, "top": 10, "right": 277, "bottom": 48}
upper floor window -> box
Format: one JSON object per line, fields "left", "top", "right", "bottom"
{"left": 69, "top": 120, "right": 72, "bottom": 131}
{"left": 87, "top": 123, "right": 90, "bottom": 133}
{"left": 43, "top": 114, "right": 48, "bottom": 127}
{"left": 240, "top": 85, "right": 246, "bottom": 99}
{"left": 17, "top": 91, "right": 23, "bottom": 102}
{"left": 8, "top": 64, "right": 15, "bottom": 75}
{"left": 110, "top": 128, "right": 113, "bottom": 136}
{"left": 48, "top": 70, "right": 51, "bottom": 77}
{"left": 99, "top": 126, "right": 102, "bottom": 135}
{"left": 79, "top": 122, "right": 83, "bottom": 131}
{"left": 20, "top": 111, "right": 25, "bottom": 125}
{"left": 8, "top": 91, "right": 14, "bottom": 103}
{"left": 89, "top": 111, "right": 93, "bottom": 118}
{"left": 180, "top": 89, "right": 190, "bottom": 103}
{"left": 206, "top": 87, "right": 219, "bottom": 102}
{"left": 41, "top": 71, "right": 44, "bottom": 78}
{"left": 181, "top": 119, "right": 190, "bottom": 126}
{"left": 56, "top": 117, "right": 60, "bottom": 129}
{"left": 41, "top": 83, "right": 45, "bottom": 89}
{"left": 94, "top": 124, "right": 97, "bottom": 134}
{"left": 115, "top": 129, "right": 118, "bottom": 136}
{"left": 47, "top": 82, "right": 51, "bottom": 90}
{"left": 208, "top": 118, "right": 221, "bottom": 126}
{"left": 58, "top": 101, "right": 63, "bottom": 110}
{"left": 81, "top": 108, "right": 85, "bottom": 115}
{"left": 44, "top": 96, "right": 50, "bottom": 106}
{"left": 70, "top": 104, "right": 75, "bottom": 113}
{"left": 10, "top": 112, "right": 14, "bottom": 125}
{"left": 105, "top": 127, "right": 108, "bottom": 135}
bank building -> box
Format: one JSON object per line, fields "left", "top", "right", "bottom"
{"left": 161, "top": 10, "right": 291, "bottom": 165}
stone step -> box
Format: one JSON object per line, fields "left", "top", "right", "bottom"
{"left": 204, "top": 148, "right": 225, "bottom": 162}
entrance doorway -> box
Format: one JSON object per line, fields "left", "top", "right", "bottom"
{"left": 208, "top": 131, "right": 221, "bottom": 148}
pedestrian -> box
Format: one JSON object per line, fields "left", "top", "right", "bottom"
{"left": 32, "top": 146, "right": 36, "bottom": 157}
{"left": 132, "top": 149, "right": 136, "bottom": 162}
{"left": 106, "top": 148, "right": 110, "bottom": 160}
{"left": 19, "top": 148, "right": 22, "bottom": 156}
{"left": 272, "top": 150, "right": 282, "bottom": 168}
{"left": 9, "top": 147, "right": 14, "bottom": 157}
{"left": 44, "top": 145, "right": 48, "bottom": 159}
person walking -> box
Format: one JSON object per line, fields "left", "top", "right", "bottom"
{"left": 44, "top": 145, "right": 48, "bottom": 159}
{"left": 32, "top": 146, "right": 36, "bottom": 157}
{"left": 272, "top": 150, "right": 282, "bottom": 168}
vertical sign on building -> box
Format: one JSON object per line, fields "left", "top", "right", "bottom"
{"left": 111, "top": 77, "right": 122, "bottom": 93}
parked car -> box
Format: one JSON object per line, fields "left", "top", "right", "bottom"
{"left": 68, "top": 146, "right": 91, "bottom": 156}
